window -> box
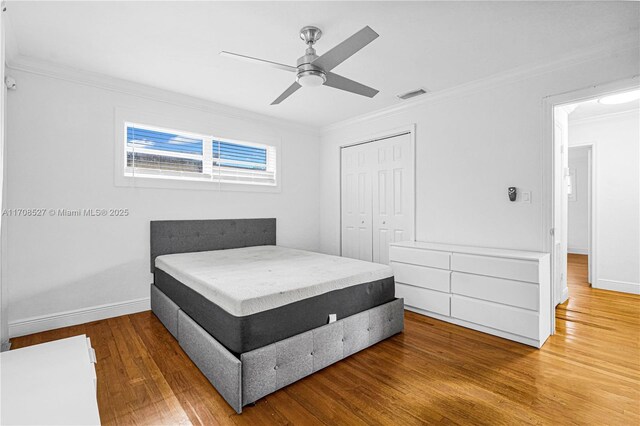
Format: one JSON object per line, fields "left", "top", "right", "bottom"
{"left": 124, "top": 123, "right": 277, "bottom": 187}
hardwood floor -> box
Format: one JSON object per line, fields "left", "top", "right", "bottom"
{"left": 11, "top": 254, "right": 639, "bottom": 425}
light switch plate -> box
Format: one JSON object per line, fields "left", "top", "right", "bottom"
{"left": 522, "top": 192, "right": 531, "bottom": 203}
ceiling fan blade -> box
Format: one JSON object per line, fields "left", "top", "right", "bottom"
{"left": 271, "top": 82, "right": 302, "bottom": 105}
{"left": 324, "top": 72, "right": 379, "bottom": 98}
{"left": 311, "top": 26, "right": 379, "bottom": 72}
{"left": 220, "top": 51, "right": 298, "bottom": 73}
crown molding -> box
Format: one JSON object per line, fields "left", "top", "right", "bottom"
{"left": 5, "top": 55, "right": 321, "bottom": 137}
{"left": 322, "top": 32, "right": 640, "bottom": 134}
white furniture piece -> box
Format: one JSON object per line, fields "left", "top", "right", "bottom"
{"left": 0, "top": 335, "right": 100, "bottom": 425}
{"left": 390, "top": 241, "right": 551, "bottom": 348}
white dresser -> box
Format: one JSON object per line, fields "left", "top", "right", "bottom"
{"left": 1, "top": 335, "right": 100, "bottom": 425}
{"left": 390, "top": 241, "right": 551, "bottom": 348}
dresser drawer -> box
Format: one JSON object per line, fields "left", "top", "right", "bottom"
{"left": 396, "top": 283, "right": 450, "bottom": 316}
{"left": 451, "top": 272, "right": 539, "bottom": 311}
{"left": 451, "top": 253, "right": 539, "bottom": 283}
{"left": 451, "top": 295, "right": 539, "bottom": 339}
{"left": 389, "top": 246, "right": 450, "bottom": 269}
{"left": 391, "top": 262, "right": 451, "bottom": 293}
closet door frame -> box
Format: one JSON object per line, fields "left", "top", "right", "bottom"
{"left": 339, "top": 124, "right": 416, "bottom": 258}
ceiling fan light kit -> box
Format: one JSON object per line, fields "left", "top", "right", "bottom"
{"left": 297, "top": 69, "right": 326, "bottom": 87}
{"left": 221, "top": 25, "right": 380, "bottom": 104}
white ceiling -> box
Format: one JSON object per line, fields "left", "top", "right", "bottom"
{"left": 6, "top": 1, "right": 639, "bottom": 127}
{"left": 569, "top": 96, "right": 640, "bottom": 122}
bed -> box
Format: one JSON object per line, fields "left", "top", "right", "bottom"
{"left": 150, "top": 218, "right": 404, "bottom": 413}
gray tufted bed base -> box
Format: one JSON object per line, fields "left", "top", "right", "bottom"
{"left": 149, "top": 218, "right": 404, "bottom": 413}
{"left": 151, "top": 284, "right": 403, "bottom": 413}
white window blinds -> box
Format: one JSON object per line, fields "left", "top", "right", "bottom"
{"left": 125, "top": 123, "right": 277, "bottom": 186}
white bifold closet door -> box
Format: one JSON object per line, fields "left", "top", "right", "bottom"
{"left": 341, "top": 133, "right": 414, "bottom": 264}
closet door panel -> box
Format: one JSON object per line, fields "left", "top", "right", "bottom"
{"left": 373, "top": 143, "right": 392, "bottom": 264}
{"left": 372, "top": 133, "right": 413, "bottom": 264}
{"left": 341, "top": 144, "right": 373, "bottom": 261}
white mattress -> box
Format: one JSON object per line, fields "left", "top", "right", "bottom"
{"left": 155, "top": 245, "right": 393, "bottom": 317}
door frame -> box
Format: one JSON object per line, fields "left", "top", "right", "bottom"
{"left": 553, "top": 104, "right": 572, "bottom": 306}
{"left": 339, "top": 123, "right": 417, "bottom": 257}
{"left": 567, "top": 143, "right": 596, "bottom": 286}
{"left": 542, "top": 76, "right": 639, "bottom": 335}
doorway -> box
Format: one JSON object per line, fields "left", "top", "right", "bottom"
{"left": 340, "top": 127, "right": 416, "bottom": 264}
{"left": 546, "top": 80, "right": 640, "bottom": 333}
{"left": 567, "top": 144, "right": 594, "bottom": 283}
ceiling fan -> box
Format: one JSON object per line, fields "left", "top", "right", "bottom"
{"left": 220, "top": 26, "right": 380, "bottom": 105}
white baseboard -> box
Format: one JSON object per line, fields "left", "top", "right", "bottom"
{"left": 560, "top": 287, "right": 570, "bottom": 304}
{"left": 595, "top": 279, "right": 640, "bottom": 295}
{"left": 567, "top": 247, "right": 589, "bottom": 255}
{"left": 8, "top": 297, "right": 150, "bottom": 338}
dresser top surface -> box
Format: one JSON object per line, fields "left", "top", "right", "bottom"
{"left": 390, "top": 241, "right": 549, "bottom": 261}
{"left": 1, "top": 335, "right": 101, "bottom": 425}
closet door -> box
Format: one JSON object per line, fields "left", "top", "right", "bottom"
{"left": 341, "top": 132, "right": 414, "bottom": 264}
{"left": 341, "top": 143, "right": 373, "bottom": 261}
{"left": 371, "top": 133, "right": 414, "bottom": 264}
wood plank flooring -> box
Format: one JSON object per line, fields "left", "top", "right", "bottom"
{"left": 11, "top": 254, "right": 639, "bottom": 425}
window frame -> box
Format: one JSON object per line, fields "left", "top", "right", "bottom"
{"left": 115, "top": 108, "right": 281, "bottom": 193}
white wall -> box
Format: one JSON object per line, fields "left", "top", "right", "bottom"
{"left": 5, "top": 69, "right": 320, "bottom": 333}
{"left": 319, "top": 48, "right": 638, "bottom": 257}
{"left": 569, "top": 111, "right": 640, "bottom": 293}
{"left": 568, "top": 147, "right": 590, "bottom": 254}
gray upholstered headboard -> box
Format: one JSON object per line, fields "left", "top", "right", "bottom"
{"left": 150, "top": 218, "right": 276, "bottom": 272}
